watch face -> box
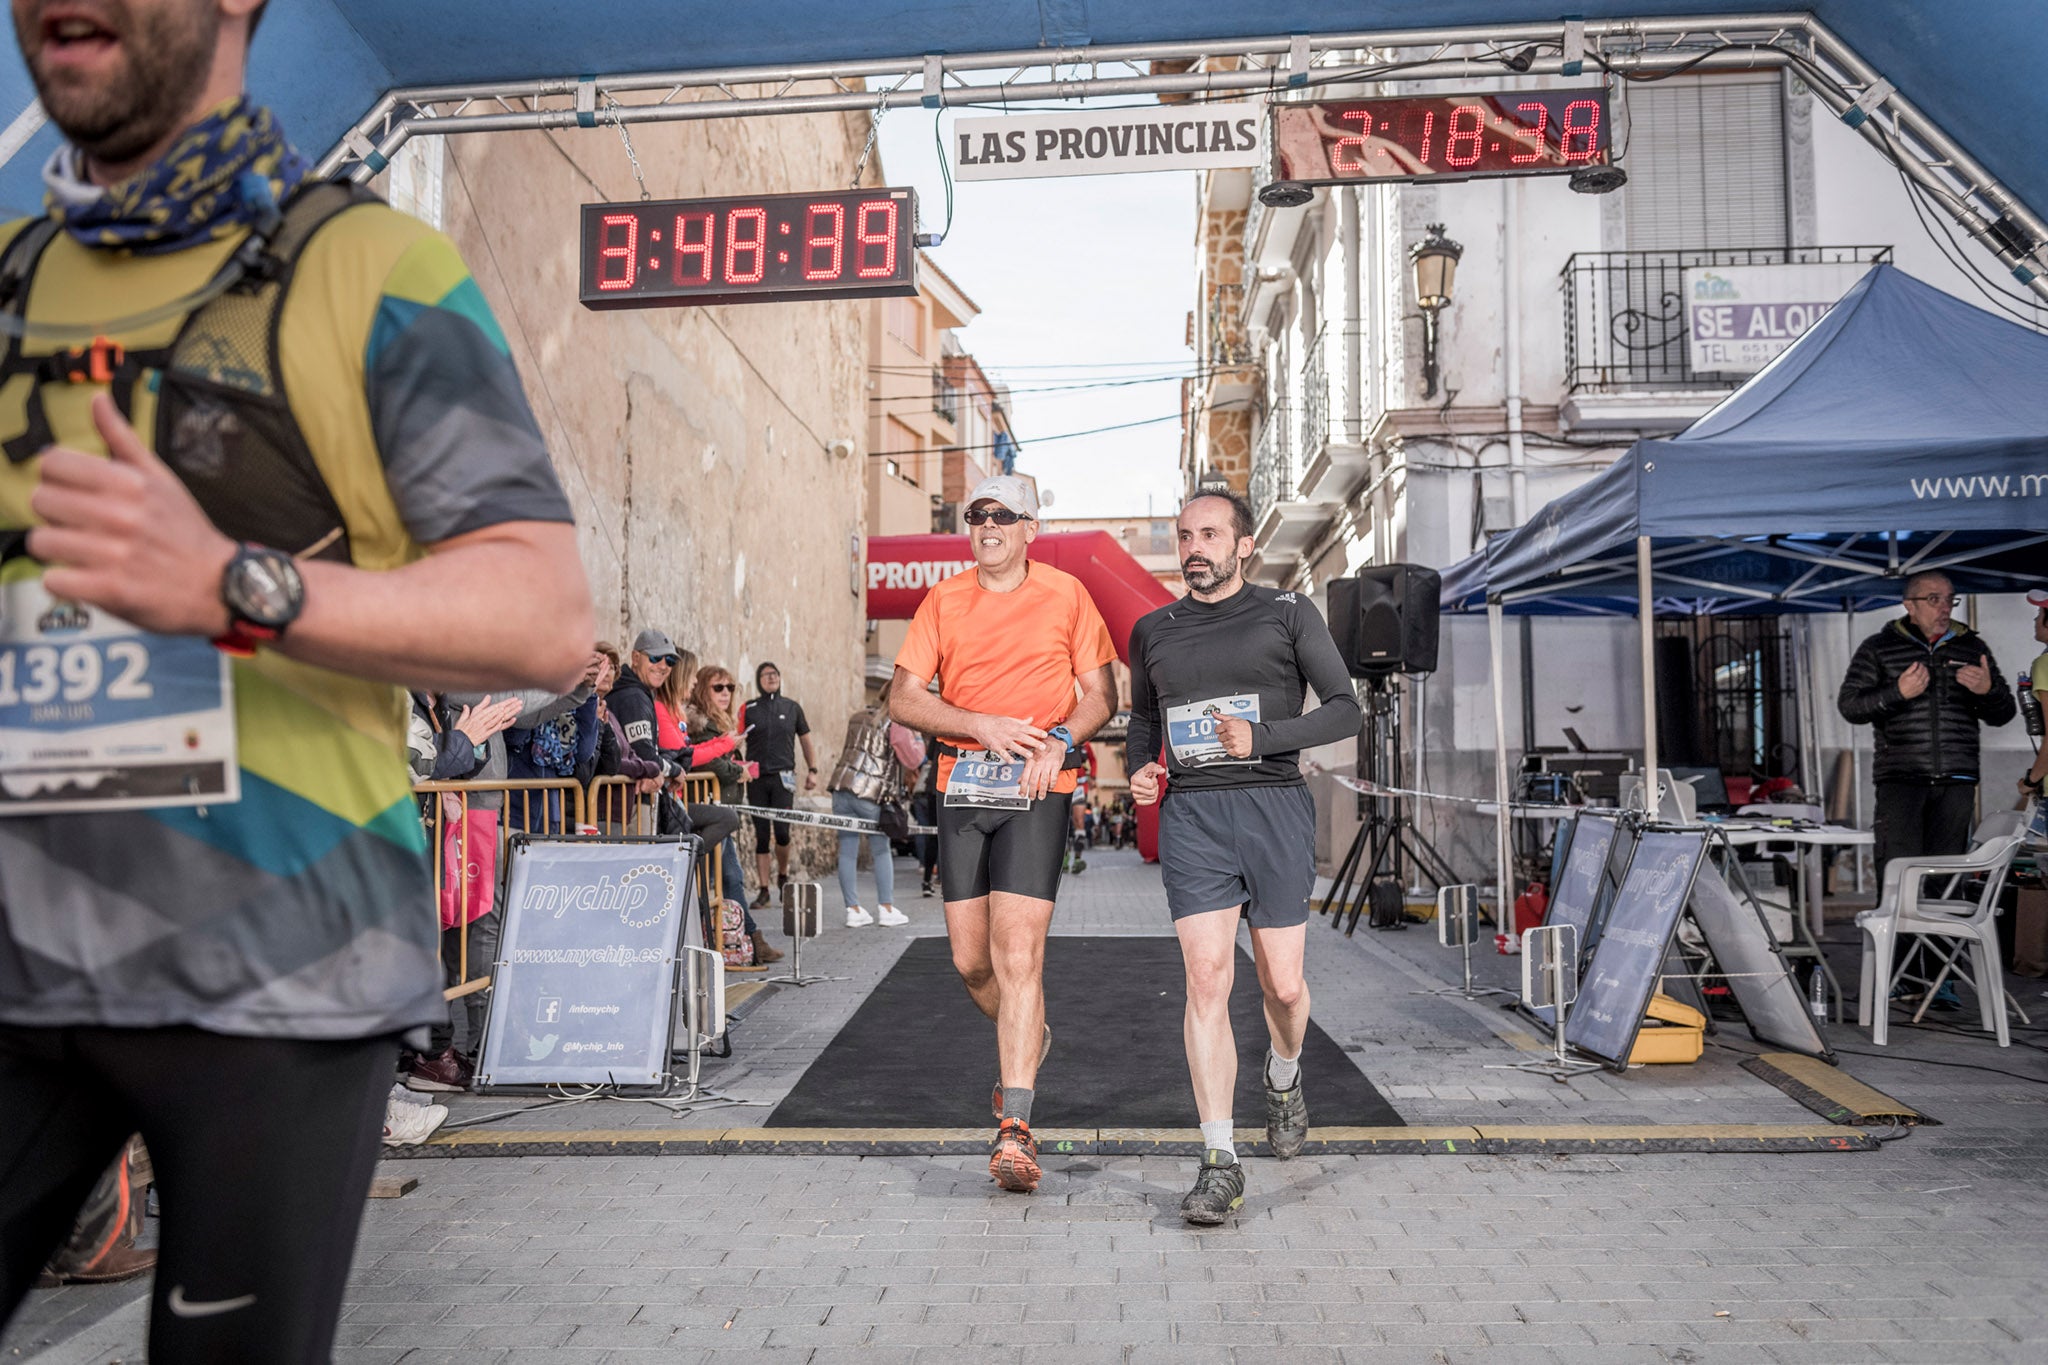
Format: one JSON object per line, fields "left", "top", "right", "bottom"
{"left": 225, "top": 550, "right": 304, "bottom": 628}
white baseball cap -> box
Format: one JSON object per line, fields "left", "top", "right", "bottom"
{"left": 966, "top": 474, "right": 1039, "bottom": 519}
{"left": 2028, "top": 588, "right": 2048, "bottom": 609}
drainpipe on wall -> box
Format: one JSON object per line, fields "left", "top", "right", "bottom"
{"left": 1340, "top": 187, "right": 1363, "bottom": 445}
{"left": 1503, "top": 178, "right": 1528, "bottom": 526}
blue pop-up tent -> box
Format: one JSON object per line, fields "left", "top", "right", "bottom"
{"left": 1437, "top": 262, "right": 2048, "bottom": 906}
{"left": 1442, "top": 264, "right": 2048, "bottom": 618}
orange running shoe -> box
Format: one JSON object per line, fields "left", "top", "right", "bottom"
{"left": 988, "top": 1117, "right": 1042, "bottom": 1193}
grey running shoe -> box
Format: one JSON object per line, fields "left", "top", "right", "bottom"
{"left": 991, "top": 1023, "right": 1054, "bottom": 1119}
{"left": 1264, "top": 1064, "right": 1309, "bottom": 1160}
{"left": 1180, "top": 1149, "right": 1246, "bottom": 1225}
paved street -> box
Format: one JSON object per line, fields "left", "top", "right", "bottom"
{"left": 9, "top": 843, "right": 2048, "bottom": 1363}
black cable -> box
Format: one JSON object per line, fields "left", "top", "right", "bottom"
{"left": 930, "top": 105, "right": 955, "bottom": 245}
{"left": 1894, "top": 165, "right": 2048, "bottom": 330}
{"left": 867, "top": 405, "right": 1244, "bottom": 459}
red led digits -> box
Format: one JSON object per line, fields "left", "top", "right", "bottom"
{"left": 596, "top": 213, "right": 637, "bottom": 290}
{"left": 724, "top": 207, "right": 767, "bottom": 284}
{"left": 1444, "top": 105, "right": 1484, "bottom": 167}
{"left": 803, "top": 202, "right": 845, "bottom": 281}
{"left": 1560, "top": 100, "right": 1602, "bottom": 163}
{"left": 1333, "top": 109, "right": 1372, "bottom": 172}
{"left": 673, "top": 211, "right": 714, "bottom": 286}
{"left": 1510, "top": 102, "right": 1551, "bottom": 164}
{"left": 855, "top": 199, "right": 897, "bottom": 279}
{"left": 1397, "top": 108, "right": 1436, "bottom": 165}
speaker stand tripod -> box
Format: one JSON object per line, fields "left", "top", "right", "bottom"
{"left": 1318, "top": 675, "right": 1461, "bottom": 935}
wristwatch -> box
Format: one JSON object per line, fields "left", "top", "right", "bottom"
{"left": 214, "top": 544, "right": 305, "bottom": 654}
{"left": 1049, "top": 724, "right": 1076, "bottom": 752}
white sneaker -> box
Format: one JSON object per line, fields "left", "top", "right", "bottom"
{"left": 388, "top": 1082, "right": 430, "bottom": 1109}
{"left": 383, "top": 1096, "right": 449, "bottom": 1146}
{"left": 846, "top": 905, "right": 875, "bottom": 927}
{"left": 875, "top": 905, "right": 909, "bottom": 927}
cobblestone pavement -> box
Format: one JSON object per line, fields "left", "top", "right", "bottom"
{"left": 10, "top": 845, "right": 2048, "bottom": 1362}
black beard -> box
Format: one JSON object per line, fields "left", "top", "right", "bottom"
{"left": 20, "top": 1, "right": 221, "bottom": 168}
{"left": 1181, "top": 553, "right": 1238, "bottom": 592}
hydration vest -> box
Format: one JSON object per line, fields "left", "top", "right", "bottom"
{"left": 0, "top": 180, "right": 384, "bottom": 565}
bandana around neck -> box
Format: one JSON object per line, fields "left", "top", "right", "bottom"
{"left": 43, "top": 97, "right": 308, "bottom": 255}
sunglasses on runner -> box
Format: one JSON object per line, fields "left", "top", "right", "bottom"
{"left": 964, "top": 507, "right": 1030, "bottom": 526}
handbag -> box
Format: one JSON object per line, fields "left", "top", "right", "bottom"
{"left": 877, "top": 800, "right": 912, "bottom": 841}
{"left": 438, "top": 805, "right": 499, "bottom": 929}
{"left": 656, "top": 789, "right": 694, "bottom": 837}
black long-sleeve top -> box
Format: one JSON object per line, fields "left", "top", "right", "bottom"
{"left": 1125, "top": 582, "right": 1363, "bottom": 791}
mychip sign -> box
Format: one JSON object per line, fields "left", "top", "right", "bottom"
{"left": 1683, "top": 262, "right": 1873, "bottom": 375}
{"left": 476, "top": 836, "right": 701, "bottom": 1092}
{"left": 951, "top": 104, "right": 1260, "bottom": 181}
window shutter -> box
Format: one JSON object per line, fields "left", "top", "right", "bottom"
{"left": 1624, "top": 75, "right": 1786, "bottom": 251}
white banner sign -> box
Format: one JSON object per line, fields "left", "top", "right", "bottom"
{"left": 1683, "top": 261, "right": 1873, "bottom": 375}
{"left": 952, "top": 104, "right": 1260, "bottom": 181}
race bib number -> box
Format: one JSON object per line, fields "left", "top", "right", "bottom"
{"left": 944, "top": 753, "right": 1030, "bottom": 809}
{"left": 0, "top": 575, "right": 238, "bottom": 814}
{"left": 1167, "top": 694, "right": 1260, "bottom": 768}
{"left": 778, "top": 769, "right": 796, "bottom": 793}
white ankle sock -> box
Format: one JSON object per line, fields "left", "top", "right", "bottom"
{"left": 1265, "top": 1047, "right": 1301, "bottom": 1090}
{"left": 1200, "top": 1119, "right": 1235, "bottom": 1162}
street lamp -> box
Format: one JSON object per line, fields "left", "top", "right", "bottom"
{"left": 1409, "top": 223, "right": 1463, "bottom": 400}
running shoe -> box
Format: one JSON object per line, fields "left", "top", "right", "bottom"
{"left": 846, "top": 905, "right": 875, "bottom": 928}
{"left": 1180, "top": 1149, "right": 1246, "bottom": 1225}
{"left": 383, "top": 1096, "right": 449, "bottom": 1146}
{"left": 1264, "top": 1061, "right": 1309, "bottom": 1160}
{"left": 988, "top": 1117, "right": 1042, "bottom": 1193}
{"left": 751, "top": 886, "right": 770, "bottom": 910}
{"left": 992, "top": 1023, "right": 1054, "bottom": 1118}
{"left": 876, "top": 905, "right": 910, "bottom": 926}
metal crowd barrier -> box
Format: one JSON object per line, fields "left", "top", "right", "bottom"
{"left": 417, "top": 778, "right": 587, "bottom": 1002}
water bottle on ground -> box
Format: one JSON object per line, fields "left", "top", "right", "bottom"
{"left": 1808, "top": 963, "right": 1829, "bottom": 1023}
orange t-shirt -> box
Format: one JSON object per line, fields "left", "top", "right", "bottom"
{"left": 895, "top": 562, "right": 1117, "bottom": 793}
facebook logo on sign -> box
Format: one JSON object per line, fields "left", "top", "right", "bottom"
{"left": 537, "top": 997, "right": 561, "bottom": 1024}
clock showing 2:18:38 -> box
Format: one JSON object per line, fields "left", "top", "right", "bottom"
{"left": 1274, "top": 88, "right": 1611, "bottom": 184}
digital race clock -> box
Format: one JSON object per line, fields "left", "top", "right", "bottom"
{"left": 579, "top": 187, "right": 918, "bottom": 310}
{"left": 1271, "top": 88, "right": 1611, "bottom": 186}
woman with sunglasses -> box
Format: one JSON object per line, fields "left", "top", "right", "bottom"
{"left": 689, "top": 666, "right": 781, "bottom": 964}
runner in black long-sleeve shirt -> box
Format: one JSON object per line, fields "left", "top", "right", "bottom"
{"left": 1125, "top": 491, "right": 1361, "bottom": 1225}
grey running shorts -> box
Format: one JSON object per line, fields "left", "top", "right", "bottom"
{"left": 938, "top": 794, "right": 1070, "bottom": 903}
{"left": 1158, "top": 784, "right": 1317, "bottom": 927}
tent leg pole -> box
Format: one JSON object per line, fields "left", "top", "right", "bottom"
{"left": 1847, "top": 603, "right": 1866, "bottom": 893}
{"left": 1638, "top": 536, "right": 1660, "bottom": 817}
{"left": 1488, "top": 599, "right": 1513, "bottom": 934}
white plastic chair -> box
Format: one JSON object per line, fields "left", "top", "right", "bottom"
{"left": 1856, "top": 826, "right": 2026, "bottom": 1047}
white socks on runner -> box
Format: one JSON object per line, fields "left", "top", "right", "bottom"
{"left": 1200, "top": 1119, "right": 1235, "bottom": 1162}
{"left": 1265, "top": 1047, "right": 1301, "bottom": 1091}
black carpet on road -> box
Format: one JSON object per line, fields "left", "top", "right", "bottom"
{"left": 765, "top": 936, "right": 1403, "bottom": 1129}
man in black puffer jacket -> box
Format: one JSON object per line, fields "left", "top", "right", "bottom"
{"left": 1838, "top": 570, "right": 2016, "bottom": 871}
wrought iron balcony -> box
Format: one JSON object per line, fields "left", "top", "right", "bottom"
{"left": 1560, "top": 245, "right": 1891, "bottom": 393}
{"left": 1247, "top": 402, "right": 1295, "bottom": 529}
{"left": 932, "top": 367, "right": 960, "bottom": 424}
{"left": 1207, "top": 282, "right": 1253, "bottom": 368}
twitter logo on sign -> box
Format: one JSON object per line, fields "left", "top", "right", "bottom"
{"left": 527, "top": 1033, "right": 559, "bottom": 1060}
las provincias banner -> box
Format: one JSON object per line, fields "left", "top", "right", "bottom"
{"left": 951, "top": 104, "right": 1259, "bottom": 181}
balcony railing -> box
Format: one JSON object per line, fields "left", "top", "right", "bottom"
{"left": 1561, "top": 245, "right": 1892, "bottom": 392}
{"left": 1297, "top": 323, "right": 1368, "bottom": 457}
{"left": 1248, "top": 402, "right": 1295, "bottom": 529}
{"left": 1207, "top": 282, "right": 1253, "bottom": 368}
{"left": 932, "top": 367, "right": 960, "bottom": 423}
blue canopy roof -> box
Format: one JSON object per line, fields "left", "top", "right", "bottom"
{"left": 1440, "top": 264, "right": 2048, "bottom": 616}
{"left": 0, "top": 4, "right": 2043, "bottom": 219}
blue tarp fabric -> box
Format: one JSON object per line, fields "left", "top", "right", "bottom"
{"left": 0, "top": 3, "right": 2043, "bottom": 219}
{"left": 1442, "top": 265, "right": 2048, "bottom": 616}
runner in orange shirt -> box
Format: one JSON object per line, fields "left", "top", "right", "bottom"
{"left": 891, "top": 476, "right": 1116, "bottom": 1192}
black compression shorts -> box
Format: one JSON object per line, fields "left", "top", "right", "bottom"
{"left": 938, "top": 794, "right": 1070, "bottom": 903}
{"left": 747, "top": 773, "right": 796, "bottom": 846}
{"left": 0, "top": 1025, "right": 396, "bottom": 1363}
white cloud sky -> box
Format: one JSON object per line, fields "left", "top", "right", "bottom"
{"left": 878, "top": 98, "right": 1196, "bottom": 520}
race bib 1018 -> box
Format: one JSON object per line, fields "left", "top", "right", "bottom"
{"left": 1166, "top": 694, "right": 1260, "bottom": 768}
{"left": 943, "top": 752, "right": 1030, "bottom": 809}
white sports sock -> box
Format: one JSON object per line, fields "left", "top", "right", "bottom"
{"left": 1265, "top": 1047, "right": 1301, "bottom": 1090}
{"left": 1200, "top": 1119, "right": 1235, "bottom": 1162}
